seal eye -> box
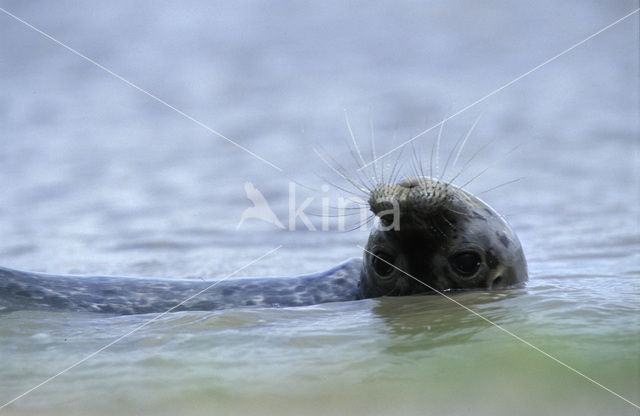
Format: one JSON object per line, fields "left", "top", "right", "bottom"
{"left": 450, "top": 251, "right": 481, "bottom": 277}
{"left": 372, "top": 251, "right": 395, "bottom": 276}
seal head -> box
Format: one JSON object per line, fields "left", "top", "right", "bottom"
{"left": 360, "top": 176, "right": 527, "bottom": 298}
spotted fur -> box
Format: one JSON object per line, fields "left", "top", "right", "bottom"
{"left": 0, "top": 259, "right": 362, "bottom": 315}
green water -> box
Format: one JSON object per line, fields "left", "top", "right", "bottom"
{"left": 2, "top": 275, "right": 638, "bottom": 415}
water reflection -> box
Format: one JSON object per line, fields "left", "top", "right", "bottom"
{"left": 371, "top": 288, "right": 528, "bottom": 353}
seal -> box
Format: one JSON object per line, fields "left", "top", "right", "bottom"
{"left": 0, "top": 176, "right": 526, "bottom": 315}
{"left": 361, "top": 176, "right": 527, "bottom": 298}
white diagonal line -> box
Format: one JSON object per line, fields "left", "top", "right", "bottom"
{"left": 359, "top": 8, "right": 640, "bottom": 171}
{"left": 0, "top": 245, "right": 282, "bottom": 412}
{"left": 0, "top": 7, "right": 282, "bottom": 172}
{"left": 359, "top": 245, "right": 640, "bottom": 410}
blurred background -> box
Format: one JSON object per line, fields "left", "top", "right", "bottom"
{"left": 0, "top": 0, "right": 636, "bottom": 278}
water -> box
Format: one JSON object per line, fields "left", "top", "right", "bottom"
{"left": 0, "top": 1, "right": 638, "bottom": 415}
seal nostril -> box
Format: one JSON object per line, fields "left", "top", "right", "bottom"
{"left": 399, "top": 178, "right": 422, "bottom": 189}
{"left": 491, "top": 275, "right": 503, "bottom": 289}
{"left": 400, "top": 182, "right": 418, "bottom": 189}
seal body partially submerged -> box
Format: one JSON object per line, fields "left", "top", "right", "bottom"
{"left": 361, "top": 176, "right": 527, "bottom": 297}
{"left": 0, "top": 176, "right": 526, "bottom": 314}
{"left": 0, "top": 259, "right": 362, "bottom": 314}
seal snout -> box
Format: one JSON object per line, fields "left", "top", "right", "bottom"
{"left": 368, "top": 177, "right": 455, "bottom": 227}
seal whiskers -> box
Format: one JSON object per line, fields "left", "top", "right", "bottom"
{"left": 458, "top": 143, "right": 522, "bottom": 190}
{"left": 1, "top": 118, "right": 528, "bottom": 315}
